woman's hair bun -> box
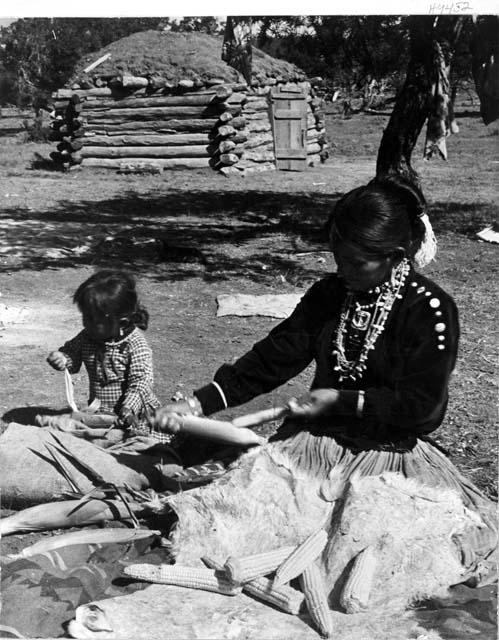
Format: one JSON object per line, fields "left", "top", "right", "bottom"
{"left": 368, "top": 175, "right": 427, "bottom": 221}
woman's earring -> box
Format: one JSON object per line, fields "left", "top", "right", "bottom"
{"left": 390, "top": 250, "right": 405, "bottom": 287}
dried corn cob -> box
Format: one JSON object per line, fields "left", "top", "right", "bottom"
{"left": 201, "top": 555, "right": 225, "bottom": 571}
{"left": 123, "top": 564, "right": 242, "bottom": 595}
{"left": 274, "top": 528, "right": 328, "bottom": 586}
{"left": 224, "top": 546, "right": 296, "bottom": 584}
{"left": 299, "top": 563, "right": 333, "bottom": 638}
{"left": 340, "top": 545, "right": 377, "bottom": 613}
{"left": 243, "top": 575, "right": 305, "bottom": 615}
{"left": 202, "top": 556, "right": 304, "bottom": 615}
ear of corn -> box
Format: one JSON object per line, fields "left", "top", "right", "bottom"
{"left": 201, "top": 555, "right": 304, "bottom": 615}
{"left": 123, "top": 564, "right": 242, "bottom": 595}
{"left": 201, "top": 555, "right": 225, "bottom": 571}
{"left": 224, "top": 546, "right": 296, "bottom": 584}
{"left": 340, "top": 545, "right": 377, "bottom": 613}
{"left": 274, "top": 528, "right": 328, "bottom": 586}
{"left": 299, "top": 563, "right": 333, "bottom": 638}
{"left": 243, "top": 575, "right": 304, "bottom": 615}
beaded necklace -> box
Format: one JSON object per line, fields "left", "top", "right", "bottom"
{"left": 332, "top": 258, "right": 410, "bottom": 382}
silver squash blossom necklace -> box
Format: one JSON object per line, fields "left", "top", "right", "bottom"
{"left": 332, "top": 258, "right": 410, "bottom": 382}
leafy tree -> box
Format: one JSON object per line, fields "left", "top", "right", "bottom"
{"left": 168, "top": 17, "right": 225, "bottom": 35}
{"left": 255, "top": 16, "right": 410, "bottom": 89}
{"left": 0, "top": 18, "right": 163, "bottom": 105}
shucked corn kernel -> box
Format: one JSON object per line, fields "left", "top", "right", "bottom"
{"left": 299, "top": 563, "right": 333, "bottom": 638}
{"left": 224, "top": 546, "right": 296, "bottom": 584}
{"left": 274, "top": 528, "right": 328, "bottom": 586}
{"left": 340, "top": 545, "right": 377, "bottom": 613}
{"left": 123, "top": 564, "right": 241, "bottom": 595}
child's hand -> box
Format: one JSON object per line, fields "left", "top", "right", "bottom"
{"left": 119, "top": 406, "right": 139, "bottom": 430}
{"left": 47, "top": 350, "right": 68, "bottom": 371}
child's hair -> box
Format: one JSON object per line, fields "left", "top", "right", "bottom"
{"left": 327, "top": 175, "right": 428, "bottom": 261}
{"left": 73, "top": 270, "right": 149, "bottom": 330}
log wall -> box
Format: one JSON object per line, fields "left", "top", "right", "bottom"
{"left": 49, "top": 73, "right": 328, "bottom": 174}
{"left": 219, "top": 81, "right": 328, "bottom": 176}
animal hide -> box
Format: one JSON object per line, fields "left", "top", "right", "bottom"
{"left": 168, "top": 432, "right": 498, "bottom": 611}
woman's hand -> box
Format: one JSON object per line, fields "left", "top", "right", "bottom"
{"left": 286, "top": 388, "right": 340, "bottom": 419}
{"left": 47, "top": 350, "right": 68, "bottom": 371}
{"left": 151, "top": 396, "right": 202, "bottom": 434}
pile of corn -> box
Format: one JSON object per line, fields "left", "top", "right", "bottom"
{"left": 123, "top": 527, "right": 354, "bottom": 638}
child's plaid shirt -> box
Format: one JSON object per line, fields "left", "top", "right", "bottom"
{"left": 60, "top": 327, "right": 161, "bottom": 433}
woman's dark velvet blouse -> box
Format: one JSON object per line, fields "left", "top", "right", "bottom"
{"left": 195, "top": 267, "right": 459, "bottom": 442}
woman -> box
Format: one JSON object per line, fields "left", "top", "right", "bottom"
{"left": 148, "top": 176, "right": 496, "bottom": 618}
{"left": 153, "top": 175, "right": 458, "bottom": 453}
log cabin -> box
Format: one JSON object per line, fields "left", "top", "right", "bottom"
{"left": 49, "top": 30, "right": 328, "bottom": 175}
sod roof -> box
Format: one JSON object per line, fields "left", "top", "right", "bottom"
{"left": 71, "top": 30, "right": 306, "bottom": 85}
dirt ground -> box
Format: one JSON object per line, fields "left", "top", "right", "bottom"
{"left": 0, "top": 102, "right": 497, "bottom": 512}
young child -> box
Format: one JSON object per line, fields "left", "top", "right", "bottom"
{"left": 47, "top": 269, "right": 161, "bottom": 435}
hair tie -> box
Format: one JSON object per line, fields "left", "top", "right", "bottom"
{"left": 414, "top": 211, "right": 437, "bottom": 268}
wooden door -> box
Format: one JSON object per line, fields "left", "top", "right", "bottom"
{"left": 271, "top": 88, "right": 308, "bottom": 171}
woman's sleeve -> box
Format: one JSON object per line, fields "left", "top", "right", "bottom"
{"left": 195, "top": 280, "right": 333, "bottom": 415}
{"left": 362, "top": 294, "right": 459, "bottom": 432}
{"left": 59, "top": 332, "right": 84, "bottom": 374}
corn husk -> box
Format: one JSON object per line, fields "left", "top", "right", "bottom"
{"left": 10, "top": 527, "right": 160, "bottom": 559}
{"left": 0, "top": 498, "right": 145, "bottom": 536}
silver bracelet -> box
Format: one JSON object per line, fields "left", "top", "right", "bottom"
{"left": 356, "top": 390, "right": 365, "bottom": 419}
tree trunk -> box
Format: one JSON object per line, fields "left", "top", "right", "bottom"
{"left": 239, "top": 132, "right": 273, "bottom": 149}
{"left": 471, "top": 15, "right": 499, "bottom": 125}
{"left": 53, "top": 88, "right": 113, "bottom": 98}
{"left": 82, "top": 133, "right": 213, "bottom": 146}
{"left": 244, "top": 111, "right": 271, "bottom": 121}
{"left": 227, "top": 92, "right": 247, "bottom": 105}
{"left": 424, "top": 18, "right": 464, "bottom": 160}
{"left": 448, "top": 84, "right": 459, "bottom": 134}
{"left": 83, "top": 94, "right": 224, "bottom": 110}
{"left": 239, "top": 148, "right": 275, "bottom": 162}
{"left": 84, "top": 119, "right": 219, "bottom": 134}
{"left": 184, "top": 83, "right": 248, "bottom": 95}
{"left": 242, "top": 99, "right": 268, "bottom": 113}
{"left": 376, "top": 16, "right": 463, "bottom": 181}
{"left": 81, "top": 145, "right": 211, "bottom": 159}
{"left": 247, "top": 121, "right": 271, "bottom": 133}
{"left": 118, "top": 75, "right": 149, "bottom": 89}
{"left": 217, "top": 125, "right": 237, "bottom": 138}
{"left": 219, "top": 112, "right": 233, "bottom": 123}
{"left": 219, "top": 153, "right": 239, "bottom": 166}
{"left": 229, "top": 116, "right": 248, "bottom": 130}
{"left": 219, "top": 140, "right": 236, "bottom": 154}
{"left": 84, "top": 105, "right": 223, "bottom": 121}
{"left": 81, "top": 157, "right": 211, "bottom": 170}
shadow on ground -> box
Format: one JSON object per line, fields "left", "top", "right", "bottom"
{"left": 0, "top": 188, "right": 338, "bottom": 282}
{"left": 2, "top": 406, "right": 67, "bottom": 426}
{"left": 0, "top": 187, "right": 496, "bottom": 283}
